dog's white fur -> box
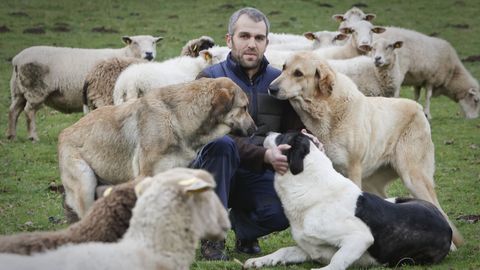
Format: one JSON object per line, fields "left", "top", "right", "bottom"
{"left": 244, "top": 133, "right": 451, "bottom": 269}
{"left": 267, "top": 52, "right": 462, "bottom": 247}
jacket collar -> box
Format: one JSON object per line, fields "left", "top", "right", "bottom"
{"left": 226, "top": 52, "right": 270, "bottom": 84}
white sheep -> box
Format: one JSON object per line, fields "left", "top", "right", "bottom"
{"left": 378, "top": 27, "right": 480, "bottom": 119}
{"left": 332, "top": 6, "right": 376, "bottom": 28}
{"left": 264, "top": 20, "right": 385, "bottom": 70}
{"left": 268, "top": 31, "right": 347, "bottom": 51}
{"left": 6, "top": 35, "right": 163, "bottom": 141}
{"left": 113, "top": 46, "right": 230, "bottom": 105}
{"left": 0, "top": 168, "right": 230, "bottom": 270}
{"left": 328, "top": 38, "right": 404, "bottom": 97}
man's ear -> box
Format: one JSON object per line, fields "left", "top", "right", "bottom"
{"left": 226, "top": 34, "right": 233, "bottom": 49}
{"left": 315, "top": 62, "right": 335, "bottom": 97}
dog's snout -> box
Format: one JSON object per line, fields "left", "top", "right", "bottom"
{"left": 247, "top": 124, "right": 257, "bottom": 136}
{"left": 268, "top": 85, "right": 280, "bottom": 96}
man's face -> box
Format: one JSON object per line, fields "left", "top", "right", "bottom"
{"left": 226, "top": 14, "right": 268, "bottom": 71}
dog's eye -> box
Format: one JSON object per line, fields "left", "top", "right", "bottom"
{"left": 293, "top": 70, "right": 303, "bottom": 77}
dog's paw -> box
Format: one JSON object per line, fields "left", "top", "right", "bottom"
{"left": 244, "top": 257, "right": 284, "bottom": 268}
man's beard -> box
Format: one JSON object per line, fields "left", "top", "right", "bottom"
{"left": 232, "top": 50, "right": 262, "bottom": 70}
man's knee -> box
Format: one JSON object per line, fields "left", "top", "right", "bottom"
{"left": 203, "top": 136, "right": 239, "bottom": 158}
{"left": 255, "top": 204, "right": 289, "bottom": 232}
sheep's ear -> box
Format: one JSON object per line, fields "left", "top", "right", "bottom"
{"left": 364, "top": 13, "right": 376, "bottom": 21}
{"left": 334, "top": 33, "right": 349, "bottom": 41}
{"left": 304, "top": 32, "right": 315, "bottom": 40}
{"left": 122, "top": 36, "right": 132, "bottom": 45}
{"left": 179, "top": 177, "right": 214, "bottom": 194}
{"left": 134, "top": 177, "right": 154, "bottom": 197}
{"left": 154, "top": 36, "right": 163, "bottom": 43}
{"left": 339, "top": 27, "right": 353, "bottom": 35}
{"left": 200, "top": 50, "right": 213, "bottom": 62}
{"left": 315, "top": 62, "right": 335, "bottom": 97}
{"left": 332, "top": 14, "right": 345, "bottom": 22}
{"left": 372, "top": 27, "right": 386, "bottom": 34}
{"left": 393, "top": 41, "right": 403, "bottom": 49}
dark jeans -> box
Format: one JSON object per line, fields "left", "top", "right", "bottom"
{"left": 190, "top": 135, "right": 289, "bottom": 241}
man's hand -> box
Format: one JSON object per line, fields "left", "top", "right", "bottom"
{"left": 264, "top": 144, "right": 291, "bottom": 175}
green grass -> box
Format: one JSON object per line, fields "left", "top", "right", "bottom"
{"left": 0, "top": 0, "right": 479, "bottom": 269}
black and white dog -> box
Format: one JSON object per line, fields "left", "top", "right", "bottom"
{"left": 244, "top": 132, "right": 452, "bottom": 269}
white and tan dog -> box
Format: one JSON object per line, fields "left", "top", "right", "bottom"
{"left": 244, "top": 132, "right": 452, "bottom": 269}
{"left": 58, "top": 77, "right": 256, "bottom": 219}
{"left": 267, "top": 51, "right": 462, "bottom": 247}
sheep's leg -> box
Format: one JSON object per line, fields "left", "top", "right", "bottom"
{"left": 423, "top": 85, "right": 433, "bottom": 119}
{"left": 413, "top": 86, "right": 421, "bottom": 101}
{"left": 6, "top": 94, "right": 26, "bottom": 140}
{"left": 244, "top": 246, "right": 311, "bottom": 268}
{"left": 24, "top": 102, "right": 40, "bottom": 141}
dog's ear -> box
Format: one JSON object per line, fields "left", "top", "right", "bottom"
{"left": 211, "top": 84, "right": 234, "bottom": 118}
{"left": 287, "top": 134, "right": 311, "bottom": 175}
{"left": 315, "top": 61, "right": 335, "bottom": 97}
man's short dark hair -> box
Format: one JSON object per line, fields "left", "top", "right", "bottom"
{"left": 228, "top": 7, "right": 270, "bottom": 36}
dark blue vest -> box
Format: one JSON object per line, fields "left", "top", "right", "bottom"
{"left": 202, "top": 53, "right": 291, "bottom": 137}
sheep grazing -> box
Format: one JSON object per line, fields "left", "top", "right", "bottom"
{"left": 328, "top": 38, "right": 404, "bottom": 97}
{"left": 180, "top": 35, "right": 215, "bottom": 57}
{"left": 82, "top": 57, "right": 147, "bottom": 113}
{"left": 268, "top": 31, "right": 347, "bottom": 51}
{"left": 0, "top": 180, "right": 139, "bottom": 255}
{"left": 6, "top": 35, "right": 163, "bottom": 141}
{"left": 113, "top": 46, "right": 230, "bottom": 105}
{"left": 0, "top": 168, "right": 230, "bottom": 270}
{"left": 378, "top": 27, "right": 480, "bottom": 119}
{"left": 332, "top": 6, "right": 376, "bottom": 28}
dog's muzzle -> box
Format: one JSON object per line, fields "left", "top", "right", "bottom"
{"left": 268, "top": 85, "right": 279, "bottom": 97}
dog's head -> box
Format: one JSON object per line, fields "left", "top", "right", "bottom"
{"left": 264, "top": 132, "right": 315, "bottom": 175}
{"left": 269, "top": 52, "right": 336, "bottom": 101}
{"left": 210, "top": 77, "right": 257, "bottom": 136}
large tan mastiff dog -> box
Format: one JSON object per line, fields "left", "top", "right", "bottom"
{"left": 268, "top": 51, "right": 462, "bottom": 248}
{"left": 59, "top": 77, "right": 256, "bottom": 219}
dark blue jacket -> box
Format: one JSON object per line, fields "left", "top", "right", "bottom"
{"left": 197, "top": 53, "right": 303, "bottom": 170}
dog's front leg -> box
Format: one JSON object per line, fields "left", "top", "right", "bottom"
{"left": 347, "top": 161, "right": 363, "bottom": 188}
{"left": 244, "top": 246, "right": 311, "bottom": 268}
{"left": 315, "top": 234, "right": 373, "bottom": 270}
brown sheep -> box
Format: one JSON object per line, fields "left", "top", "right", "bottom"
{"left": 0, "top": 180, "right": 138, "bottom": 255}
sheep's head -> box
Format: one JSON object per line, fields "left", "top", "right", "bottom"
{"left": 122, "top": 35, "right": 163, "bottom": 61}
{"left": 134, "top": 168, "right": 231, "bottom": 241}
{"left": 304, "top": 31, "right": 349, "bottom": 49}
{"left": 332, "top": 7, "right": 376, "bottom": 29}
{"left": 458, "top": 86, "right": 480, "bottom": 119}
{"left": 371, "top": 38, "right": 403, "bottom": 67}
{"left": 339, "top": 20, "right": 385, "bottom": 52}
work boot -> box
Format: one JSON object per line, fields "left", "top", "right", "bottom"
{"left": 235, "top": 238, "right": 261, "bottom": 254}
{"left": 200, "top": 240, "right": 229, "bottom": 261}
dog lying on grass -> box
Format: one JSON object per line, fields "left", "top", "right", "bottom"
{"left": 244, "top": 132, "right": 452, "bottom": 269}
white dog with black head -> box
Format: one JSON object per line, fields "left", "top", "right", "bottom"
{"left": 244, "top": 132, "right": 452, "bottom": 270}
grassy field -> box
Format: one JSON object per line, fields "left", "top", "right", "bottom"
{"left": 0, "top": 0, "right": 479, "bottom": 269}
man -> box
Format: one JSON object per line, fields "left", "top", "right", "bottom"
{"left": 192, "top": 7, "right": 304, "bottom": 260}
